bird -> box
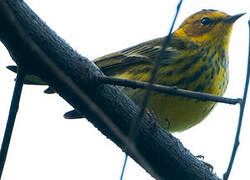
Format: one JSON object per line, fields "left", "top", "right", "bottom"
{"left": 7, "top": 9, "right": 244, "bottom": 133}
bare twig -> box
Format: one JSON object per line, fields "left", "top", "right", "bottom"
{"left": 98, "top": 76, "right": 241, "bottom": 105}
{"left": 120, "top": 1, "right": 183, "bottom": 178}
{"left": 121, "top": 2, "right": 183, "bottom": 178}
{"left": 223, "top": 20, "right": 250, "bottom": 180}
{"left": 120, "top": 153, "right": 128, "bottom": 180}
{"left": 128, "top": 0, "right": 183, "bottom": 143}
{"left": 0, "top": 67, "right": 25, "bottom": 177}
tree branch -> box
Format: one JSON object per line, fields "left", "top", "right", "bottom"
{"left": 223, "top": 20, "right": 250, "bottom": 180}
{"left": 0, "top": 67, "right": 25, "bottom": 176}
{"left": 0, "top": 0, "right": 220, "bottom": 179}
{"left": 98, "top": 76, "right": 241, "bottom": 105}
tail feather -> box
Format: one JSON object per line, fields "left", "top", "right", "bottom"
{"left": 7, "top": 65, "right": 48, "bottom": 85}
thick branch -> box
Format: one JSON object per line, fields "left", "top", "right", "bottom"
{"left": 0, "top": 0, "right": 220, "bottom": 179}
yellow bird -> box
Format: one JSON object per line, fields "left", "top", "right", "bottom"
{"left": 8, "top": 9, "right": 244, "bottom": 132}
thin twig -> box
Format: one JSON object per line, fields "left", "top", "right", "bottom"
{"left": 0, "top": 67, "right": 25, "bottom": 177}
{"left": 128, "top": 0, "right": 183, "bottom": 143}
{"left": 223, "top": 20, "right": 250, "bottom": 180}
{"left": 120, "top": 2, "right": 183, "bottom": 178}
{"left": 121, "top": 2, "right": 183, "bottom": 178}
{"left": 98, "top": 76, "right": 241, "bottom": 105}
{"left": 119, "top": 2, "right": 183, "bottom": 179}
{"left": 120, "top": 154, "right": 128, "bottom": 180}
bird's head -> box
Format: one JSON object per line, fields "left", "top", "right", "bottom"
{"left": 174, "top": 9, "right": 245, "bottom": 49}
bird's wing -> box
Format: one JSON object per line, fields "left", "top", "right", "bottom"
{"left": 94, "top": 37, "right": 179, "bottom": 76}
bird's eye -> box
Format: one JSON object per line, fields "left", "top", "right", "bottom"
{"left": 201, "top": 17, "right": 212, "bottom": 25}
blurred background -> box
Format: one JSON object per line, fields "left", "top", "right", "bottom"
{"left": 0, "top": 0, "right": 249, "bottom": 179}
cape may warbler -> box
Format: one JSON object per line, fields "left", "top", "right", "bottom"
{"left": 8, "top": 9, "right": 244, "bottom": 132}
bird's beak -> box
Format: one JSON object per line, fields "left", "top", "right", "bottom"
{"left": 224, "top": 13, "right": 246, "bottom": 23}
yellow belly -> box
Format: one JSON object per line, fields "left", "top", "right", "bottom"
{"left": 113, "top": 63, "right": 228, "bottom": 133}
{"left": 149, "top": 93, "right": 215, "bottom": 132}
{"left": 119, "top": 87, "right": 215, "bottom": 132}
